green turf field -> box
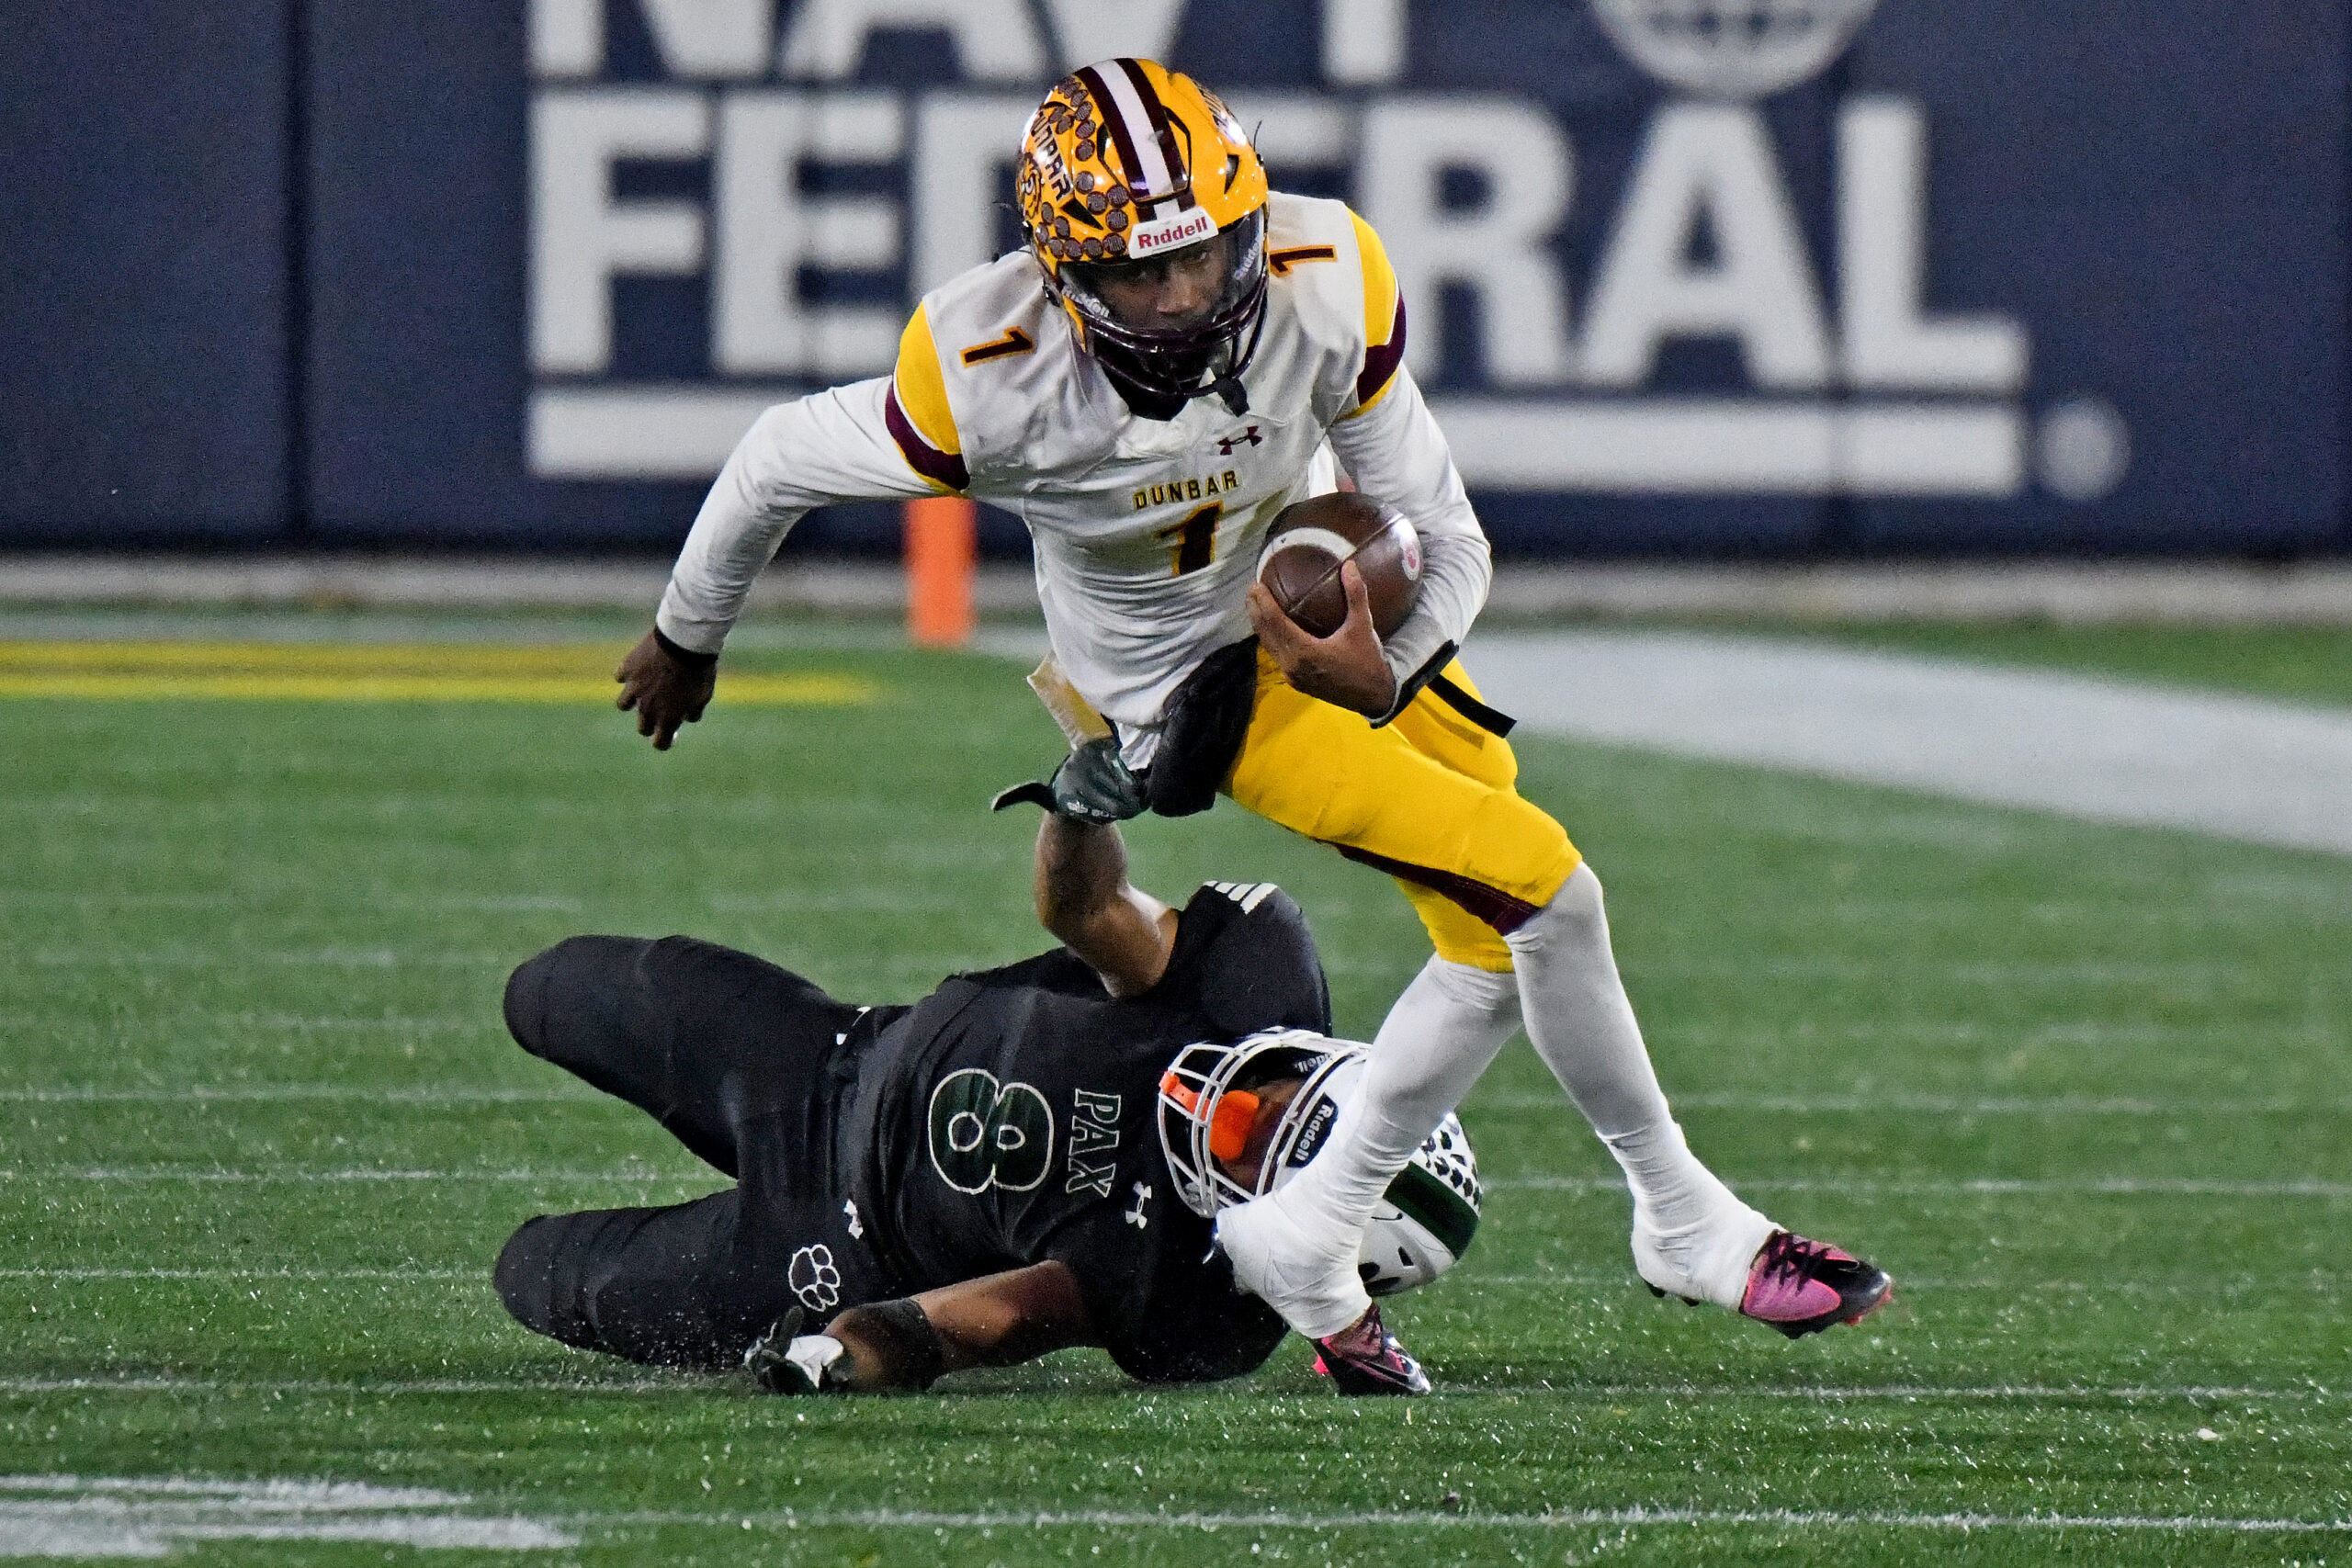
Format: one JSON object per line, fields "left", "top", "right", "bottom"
{"left": 1, "top": 617, "right": 2346, "bottom": 1565}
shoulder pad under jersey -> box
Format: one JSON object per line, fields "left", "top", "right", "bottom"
{"left": 888, "top": 254, "right": 1077, "bottom": 491}
{"left": 1261, "top": 192, "right": 1409, "bottom": 423}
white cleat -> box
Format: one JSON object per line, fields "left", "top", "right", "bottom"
{"left": 1631, "top": 1200, "right": 1777, "bottom": 1312}
{"left": 1213, "top": 1190, "right": 1371, "bottom": 1341}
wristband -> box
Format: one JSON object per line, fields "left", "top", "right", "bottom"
{"left": 853, "top": 1297, "right": 947, "bottom": 1391}
{"left": 1368, "top": 640, "right": 1455, "bottom": 728}
{"left": 651, "top": 626, "right": 719, "bottom": 670}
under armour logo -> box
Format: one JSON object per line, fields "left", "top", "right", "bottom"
{"left": 1124, "top": 1181, "right": 1152, "bottom": 1229}
{"left": 1216, "top": 426, "right": 1261, "bottom": 456}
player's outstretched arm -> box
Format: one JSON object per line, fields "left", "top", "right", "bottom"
{"left": 636, "top": 370, "right": 947, "bottom": 749}
{"left": 1035, "top": 815, "right": 1178, "bottom": 998}
{"left": 614, "top": 629, "right": 717, "bottom": 750}
{"left": 751, "top": 1263, "right": 1093, "bottom": 1393}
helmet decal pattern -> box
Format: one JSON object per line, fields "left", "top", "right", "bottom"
{"left": 1015, "top": 58, "right": 1272, "bottom": 407}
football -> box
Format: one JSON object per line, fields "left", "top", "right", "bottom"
{"left": 1254, "top": 492, "right": 1423, "bottom": 638}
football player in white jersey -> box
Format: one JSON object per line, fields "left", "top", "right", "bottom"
{"left": 616, "top": 58, "right": 1890, "bottom": 1389}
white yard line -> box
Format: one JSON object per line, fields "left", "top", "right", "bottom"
{"left": 0, "top": 1168, "right": 2338, "bottom": 1196}
{"left": 0, "top": 1476, "right": 573, "bottom": 1557}
{"left": 589, "top": 1505, "right": 2350, "bottom": 1536}
{"left": 1473, "top": 1092, "right": 2352, "bottom": 1115}
{"left": 0, "top": 1168, "right": 713, "bottom": 1184}
{"left": 1484, "top": 1176, "right": 2352, "bottom": 1198}
{"left": 1462, "top": 629, "right": 2352, "bottom": 856}
{"left": 1472, "top": 1275, "right": 2348, "bottom": 1294}
{"left": 0, "top": 1269, "right": 472, "bottom": 1281}
{"left": 2, "top": 1267, "right": 2334, "bottom": 1299}
{"left": 0, "top": 1379, "right": 689, "bottom": 1397}
{"left": 1657, "top": 1019, "right": 2336, "bottom": 1044}
{"left": 0, "top": 1088, "right": 587, "bottom": 1104}
{"left": 3, "top": 1267, "right": 2333, "bottom": 1297}
{"left": 17, "top": 1086, "right": 2337, "bottom": 1114}
{"left": 0, "top": 1377, "right": 2325, "bottom": 1404}
{"left": 21, "top": 950, "right": 509, "bottom": 970}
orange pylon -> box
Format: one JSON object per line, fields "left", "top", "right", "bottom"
{"left": 905, "top": 495, "right": 976, "bottom": 648}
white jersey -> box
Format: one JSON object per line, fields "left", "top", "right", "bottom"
{"left": 657, "top": 192, "right": 1490, "bottom": 760}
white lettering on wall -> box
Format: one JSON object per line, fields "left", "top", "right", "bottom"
{"left": 528, "top": 0, "right": 602, "bottom": 78}
{"left": 714, "top": 91, "right": 905, "bottom": 376}
{"left": 781, "top": 0, "right": 1048, "bottom": 84}
{"left": 521, "top": 11, "right": 2058, "bottom": 499}
{"left": 635, "top": 0, "right": 775, "bottom": 79}
{"left": 1359, "top": 96, "right": 1573, "bottom": 386}
{"left": 1323, "top": 0, "right": 1406, "bottom": 85}
{"left": 1839, "top": 96, "right": 2026, "bottom": 391}
{"left": 529, "top": 88, "right": 711, "bottom": 375}
{"left": 1581, "top": 103, "right": 1831, "bottom": 390}
{"left": 1037, "top": 0, "right": 1189, "bottom": 72}
{"left": 911, "top": 93, "right": 1031, "bottom": 292}
{"left": 1220, "top": 92, "right": 1354, "bottom": 171}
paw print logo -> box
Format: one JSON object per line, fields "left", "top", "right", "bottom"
{"left": 788, "top": 1245, "right": 842, "bottom": 1313}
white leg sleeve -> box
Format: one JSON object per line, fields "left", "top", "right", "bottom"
{"left": 1505, "top": 863, "right": 1773, "bottom": 1308}
{"left": 1282, "top": 954, "right": 1521, "bottom": 1231}
{"left": 1216, "top": 954, "right": 1520, "bottom": 1339}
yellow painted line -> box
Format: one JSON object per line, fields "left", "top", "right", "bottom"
{"left": 0, "top": 644, "right": 875, "bottom": 705}
{"left": 0, "top": 642, "right": 617, "bottom": 674}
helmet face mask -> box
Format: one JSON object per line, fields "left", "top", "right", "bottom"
{"left": 1159, "top": 1030, "right": 1344, "bottom": 1217}
{"left": 1057, "top": 212, "right": 1268, "bottom": 402}
{"left": 1017, "top": 59, "right": 1271, "bottom": 411}
{"left": 1159, "top": 1030, "right": 1484, "bottom": 1297}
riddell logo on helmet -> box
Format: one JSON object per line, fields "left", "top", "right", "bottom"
{"left": 1128, "top": 209, "right": 1218, "bottom": 258}
{"left": 1285, "top": 1099, "right": 1339, "bottom": 1168}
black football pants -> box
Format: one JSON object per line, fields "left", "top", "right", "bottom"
{"left": 492, "top": 934, "right": 897, "bottom": 1370}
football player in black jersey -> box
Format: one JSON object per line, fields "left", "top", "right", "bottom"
{"left": 492, "top": 810, "right": 1470, "bottom": 1394}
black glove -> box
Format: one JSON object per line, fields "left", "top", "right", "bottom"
{"left": 990, "top": 736, "right": 1147, "bottom": 824}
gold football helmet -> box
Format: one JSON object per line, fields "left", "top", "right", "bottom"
{"left": 1016, "top": 59, "right": 1271, "bottom": 410}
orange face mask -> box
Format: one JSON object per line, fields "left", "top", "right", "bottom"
{"left": 1161, "top": 1071, "right": 1261, "bottom": 1164}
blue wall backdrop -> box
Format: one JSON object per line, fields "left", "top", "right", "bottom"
{"left": 4, "top": 0, "right": 2346, "bottom": 555}
{"left": 1, "top": 1, "right": 294, "bottom": 541}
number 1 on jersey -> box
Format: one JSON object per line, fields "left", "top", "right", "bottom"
{"left": 1157, "top": 502, "right": 1221, "bottom": 576}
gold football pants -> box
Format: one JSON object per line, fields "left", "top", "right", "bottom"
{"left": 1223, "top": 649, "right": 1580, "bottom": 972}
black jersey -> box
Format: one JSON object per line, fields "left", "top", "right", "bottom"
{"left": 844, "top": 881, "right": 1329, "bottom": 1382}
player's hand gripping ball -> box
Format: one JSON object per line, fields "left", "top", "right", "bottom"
{"left": 1255, "top": 493, "right": 1422, "bottom": 638}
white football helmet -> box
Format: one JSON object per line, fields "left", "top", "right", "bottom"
{"left": 1158, "top": 1029, "right": 1482, "bottom": 1295}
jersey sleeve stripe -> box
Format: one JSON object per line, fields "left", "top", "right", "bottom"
{"left": 1351, "top": 209, "right": 1400, "bottom": 350}
{"left": 1351, "top": 298, "right": 1408, "bottom": 414}
{"left": 893, "top": 305, "right": 963, "bottom": 456}
{"left": 1204, "top": 880, "right": 1277, "bottom": 913}
{"left": 888, "top": 304, "right": 969, "bottom": 491}
{"left": 1346, "top": 209, "right": 1408, "bottom": 415}
{"left": 884, "top": 384, "right": 969, "bottom": 491}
